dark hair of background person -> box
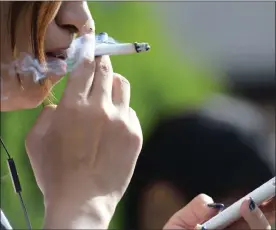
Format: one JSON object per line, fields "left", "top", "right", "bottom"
{"left": 226, "top": 67, "right": 276, "bottom": 105}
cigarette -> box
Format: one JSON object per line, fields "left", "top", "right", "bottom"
{"left": 195, "top": 224, "right": 205, "bottom": 230}
{"left": 95, "top": 32, "right": 150, "bottom": 56}
{"left": 26, "top": 33, "right": 150, "bottom": 82}
{"left": 201, "top": 177, "right": 275, "bottom": 229}
{"left": 95, "top": 42, "right": 150, "bottom": 56}
{"left": 65, "top": 32, "right": 150, "bottom": 72}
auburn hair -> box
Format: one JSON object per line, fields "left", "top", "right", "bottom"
{"left": 7, "top": 1, "right": 62, "bottom": 99}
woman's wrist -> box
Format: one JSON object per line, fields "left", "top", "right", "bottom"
{"left": 44, "top": 193, "right": 116, "bottom": 229}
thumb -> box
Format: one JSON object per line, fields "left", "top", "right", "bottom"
{"left": 163, "top": 194, "right": 221, "bottom": 229}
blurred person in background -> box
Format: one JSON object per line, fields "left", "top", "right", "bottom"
{"left": 123, "top": 3, "right": 275, "bottom": 228}
{"left": 124, "top": 62, "right": 275, "bottom": 229}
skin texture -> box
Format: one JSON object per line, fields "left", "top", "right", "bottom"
{"left": 139, "top": 183, "right": 275, "bottom": 229}
{"left": 0, "top": 1, "right": 274, "bottom": 229}
{"left": 0, "top": 2, "right": 93, "bottom": 110}
{"left": 1, "top": 2, "right": 143, "bottom": 229}
{"left": 25, "top": 52, "right": 143, "bottom": 228}
{"left": 164, "top": 194, "right": 275, "bottom": 230}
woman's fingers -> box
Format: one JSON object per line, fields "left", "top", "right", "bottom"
{"left": 89, "top": 55, "right": 113, "bottom": 103}
{"left": 112, "top": 73, "right": 130, "bottom": 114}
{"left": 63, "top": 34, "right": 96, "bottom": 103}
{"left": 163, "top": 194, "right": 221, "bottom": 229}
{"left": 241, "top": 198, "right": 271, "bottom": 230}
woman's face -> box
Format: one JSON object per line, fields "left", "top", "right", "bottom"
{"left": 0, "top": 2, "right": 94, "bottom": 111}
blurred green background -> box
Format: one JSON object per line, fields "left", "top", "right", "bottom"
{"left": 0, "top": 2, "right": 221, "bottom": 229}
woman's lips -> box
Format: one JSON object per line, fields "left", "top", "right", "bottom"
{"left": 46, "top": 51, "right": 67, "bottom": 60}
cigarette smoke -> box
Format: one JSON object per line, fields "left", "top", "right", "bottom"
{"left": 66, "top": 33, "right": 118, "bottom": 71}
{"left": 0, "top": 33, "right": 119, "bottom": 99}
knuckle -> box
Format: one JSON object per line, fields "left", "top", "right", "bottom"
{"left": 116, "top": 120, "right": 143, "bottom": 147}
{"left": 96, "top": 56, "right": 112, "bottom": 73}
{"left": 81, "top": 56, "right": 95, "bottom": 69}
{"left": 115, "top": 117, "right": 129, "bottom": 130}
{"left": 99, "top": 62, "right": 110, "bottom": 73}
{"left": 126, "top": 109, "right": 143, "bottom": 147}
{"left": 120, "top": 76, "right": 130, "bottom": 86}
{"left": 93, "top": 104, "right": 111, "bottom": 121}
{"left": 129, "top": 131, "right": 143, "bottom": 148}
{"left": 61, "top": 95, "right": 88, "bottom": 110}
{"left": 114, "top": 73, "right": 130, "bottom": 86}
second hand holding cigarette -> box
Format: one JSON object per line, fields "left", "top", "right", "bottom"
{"left": 201, "top": 177, "right": 275, "bottom": 230}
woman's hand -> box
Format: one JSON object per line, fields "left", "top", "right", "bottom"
{"left": 25, "top": 34, "right": 143, "bottom": 229}
{"left": 164, "top": 194, "right": 275, "bottom": 230}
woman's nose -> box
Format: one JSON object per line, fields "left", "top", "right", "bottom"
{"left": 56, "top": 2, "right": 95, "bottom": 36}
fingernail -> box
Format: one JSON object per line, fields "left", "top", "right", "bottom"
{"left": 195, "top": 224, "right": 207, "bottom": 230}
{"left": 249, "top": 197, "right": 256, "bottom": 211}
{"left": 207, "top": 203, "right": 225, "bottom": 211}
